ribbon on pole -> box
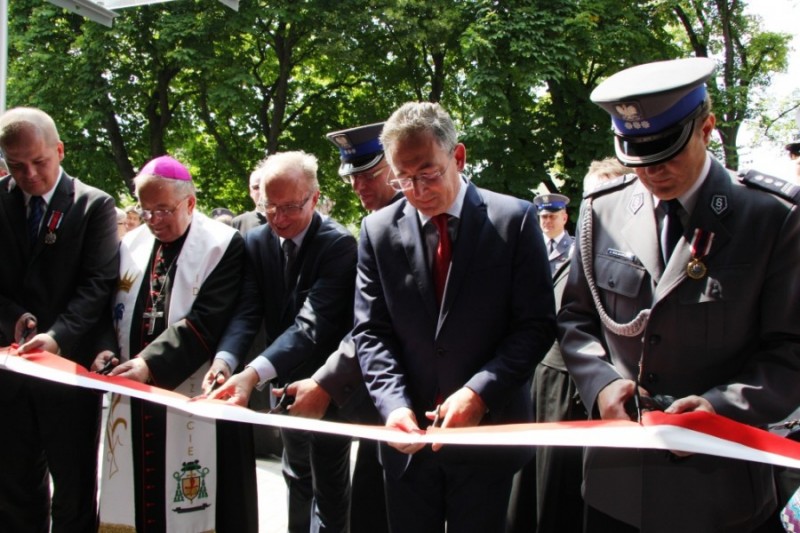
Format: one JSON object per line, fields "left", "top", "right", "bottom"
{"left": 3, "top": 347, "right": 800, "bottom": 469}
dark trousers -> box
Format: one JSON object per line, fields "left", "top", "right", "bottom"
{"left": 383, "top": 449, "right": 514, "bottom": 533}
{"left": 351, "top": 438, "right": 389, "bottom": 533}
{"left": 584, "top": 503, "right": 784, "bottom": 533}
{"left": 0, "top": 375, "right": 101, "bottom": 533}
{"left": 584, "top": 504, "right": 638, "bottom": 533}
{"left": 281, "top": 427, "right": 352, "bottom": 533}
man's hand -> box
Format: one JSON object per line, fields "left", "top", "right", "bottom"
{"left": 273, "top": 378, "right": 331, "bottom": 419}
{"left": 663, "top": 395, "right": 715, "bottom": 415}
{"left": 386, "top": 407, "right": 425, "bottom": 455}
{"left": 424, "top": 387, "right": 487, "bottom": 452}
{"left": 91, "top": 350, "right": 119, "bottom": 373}
{"left": 597, "top": 378, "right": 638, "bottom": 420}
{"left": 17, "top": 333, "right": 59, "bottom": 355}
{"left": 109, "top": 357, "right": 151, "bottom": 383}
{"left": 664, "top": 395, "right": 716, "bottom": 458}
{"left": 201, "top": 359, "right": 232, "bottom": 395}
{"left": 207, "top": 367, "right": 259, "bottom": 407}
{"left": 14, "top": 313, "right": 37, "bottom": 343}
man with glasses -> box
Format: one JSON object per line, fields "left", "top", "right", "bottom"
{"left": 352, "top": 102, "right": 556, "bottom": 531}
{"left": 207, "top": 151, "right": 357, "bottom": 533}
{"left": 91, "top": 155, "right": 257, "bottom": 532}
{"left": 266, "top": 122, "right": 401, "bottom": 533}
{"left": 0, "top": 107, "right": 119, "bottom": 533}
{"left": 559, "top": 58, "right": 800, "bottom": 531}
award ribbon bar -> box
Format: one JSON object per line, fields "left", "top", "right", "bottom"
{"left": 3, "top": 347, "right": 800, "bottom": 469}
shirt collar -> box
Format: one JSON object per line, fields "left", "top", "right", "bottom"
{"left": 654, "top": 153, "right": 710, "bottom": 215}
{"left": 23, "top": 168, "right": 64, "bottom": 207}
{"left": 279, "top": 214, "right": 314, "bottom": 249}
{"left": 417, "top": 176, "right": 468, "bottom": 226}
{"left": 544, "top": 231, "right": 566, "bottom": 245}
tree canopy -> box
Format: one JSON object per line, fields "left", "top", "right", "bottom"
{"left": 5, "top": 0, "right": 794, "bottom": 224}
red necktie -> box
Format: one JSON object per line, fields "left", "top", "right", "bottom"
{"left": 432, "top": 213, "right": 452, "bottom": 305}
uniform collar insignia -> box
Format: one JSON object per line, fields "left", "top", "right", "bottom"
{"left": 629, "top": 192, "right": 644, "bottom": 214}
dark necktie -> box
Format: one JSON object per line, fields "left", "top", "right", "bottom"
{"left": 660, "top": 198, "right": 683, "bottom": 263}
{"left": 28, "top": 196, "right": 45, "bottom": 247}
{"left": 283, "top": 239, "right": 297, "bottom": 289}
{"left": 431, "top": 213, "right": 452, "bottom": 305}
{"left": 549, "top": 239, "right": 556, "bottom": 254}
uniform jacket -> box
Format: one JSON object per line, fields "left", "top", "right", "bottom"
{"left": 0, "top": 172, "right": 119, "bottom": 367}
{"left": 558, "top": 157, "right": 800, "bottom": 532}
{"left": 353, "top": 181, "right": 556, "bottom": 477}
{"left": 218, "top": 211, "right": 357, "bottom": 383}
{"left": 547, "top": 232, "right": 574, "bottom": 276}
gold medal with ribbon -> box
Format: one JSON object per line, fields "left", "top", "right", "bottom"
{"left": 687, "top": 228, "right": 714, "bottom": 280}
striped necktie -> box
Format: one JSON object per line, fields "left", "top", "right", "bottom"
{"left": 28, "top": 196, "right": 45, "bottom": 247}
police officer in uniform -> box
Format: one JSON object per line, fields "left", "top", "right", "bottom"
{"left": 534, "top": 193, "right": 573, "bottom": 275}
{"left": 559, "top": 57, "right": 800, "bottom": 532}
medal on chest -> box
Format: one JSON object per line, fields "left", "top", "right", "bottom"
{"left": 686, "top": 228, "right": 714, "bottom": 280}
{"left": 43, "top": 210, "right": 64, "bottom": 244}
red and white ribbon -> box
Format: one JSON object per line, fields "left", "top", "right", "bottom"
{"left": 3, "top": 347, "right": 800, "bottom": 469}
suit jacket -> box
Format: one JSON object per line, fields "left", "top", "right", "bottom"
{"left": 232, "top": 209, "right": 266, "bottom": 235}
{"left": 558, "top": 157, "right": 800, "bottom": 532}
{"left": 353, "top": 181, "right": 556, "bottom": 477}
{"left": 218, "top": 211, "right": 357, "bottom": 383}
{"left": 0, "top": 172, "right": 119, "bottom": 368}
{"left": 547, "top": 232, "right": 573, "bottom": 276}
{"left": 310, "top": 192, "right": 405, "bottom": 423}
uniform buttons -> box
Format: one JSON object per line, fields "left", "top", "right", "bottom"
{"left": 649, "top": 335, "right": 661, "bottom": 345}
{"left": 646, "top": 373, "right": 657, "bottom": 383}
{"left": 435, "top": 348, "right": 445, "bottom": 358}
{"left": 608, "top": 278, "right": 616, "bottom": 288}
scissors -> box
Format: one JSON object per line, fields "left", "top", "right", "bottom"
{"left": 267, "top": 387, "right": 295, "bottom": 414}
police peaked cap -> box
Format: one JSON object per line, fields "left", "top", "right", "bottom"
{"left": 534, "top": 193, "right": 570, "bottom": 212}
{"left": 591, "top": 57, "right": 716, "bottom": 167}
{"left": 325, "top": 122, "right": 385, "bottom": 177}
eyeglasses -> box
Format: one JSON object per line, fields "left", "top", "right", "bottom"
{"left": 388, "top": 156, "right": 453, "bottom": 192}
{"left": 259, "top": 193, "right": 313, "bottom": 217}
{"left": 341, "top": 166, "right": 389, "bottom": 185}
{"left": 138, "top": 197, "right": 188, "bottom": 221}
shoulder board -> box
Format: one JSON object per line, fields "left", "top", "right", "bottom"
{"left": 738, "top": 169, "right": 800, "bottom": 204}
{"left": 583, "top": 173, "right": 638, "bottom": 199}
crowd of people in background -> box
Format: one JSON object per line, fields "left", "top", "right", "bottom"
{"left": 2, "top": 56, "right": 800, "bottom": 533}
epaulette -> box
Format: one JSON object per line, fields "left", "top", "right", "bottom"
{"left": 738, "top": 169, "right": 800, "bottom": 204}
{"left": 583, "top": 173, "right": 638, "bottom": 199}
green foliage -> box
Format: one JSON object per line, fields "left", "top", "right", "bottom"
{"left": 5, "top": 0, "right": 786, "bottom": 224}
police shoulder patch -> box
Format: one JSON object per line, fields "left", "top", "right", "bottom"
{"left": 738, "top": 169, "right": 800, "bottom": 204}
{"left": 583, "top": 173, "right": 638, "bottom": 199}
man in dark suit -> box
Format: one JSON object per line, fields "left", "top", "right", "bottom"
{"left": 560, "top": 58, "right": 800, "bottom": 532}
{"left": 232, "top": 169, "right": 267, "bottom": 234}
{"left": 275, "top": 122, "right": 401, "bottom": 533}
{"left": 207, "top": 151, "right": 357, "bottom": 532}
{"left": 353, "top": 102, "right": 556, "bottom": 531}
{"left": 0, "top": 107, "right": 119, "bottom": 532}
